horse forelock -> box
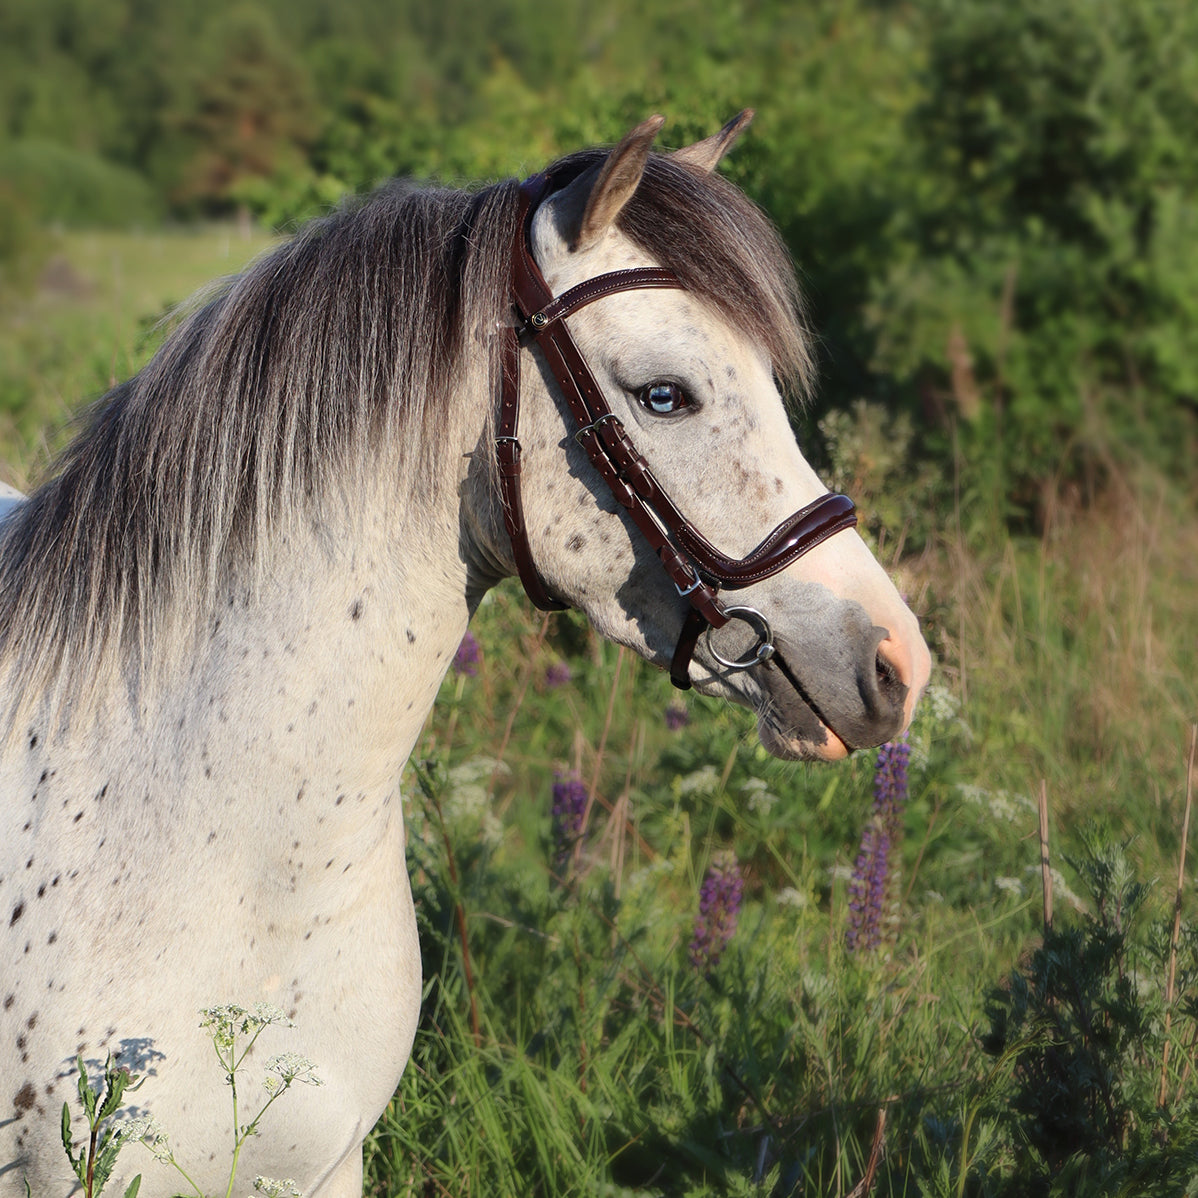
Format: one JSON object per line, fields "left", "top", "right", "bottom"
{"left": 549, "top": 148, "right": 815, "bottom": 400}
{"left": 0, "top": 178, "right": 522, "bottom": 724}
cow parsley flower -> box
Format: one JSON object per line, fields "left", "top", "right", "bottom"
{"left": 264, "top": 1052, "right": 323, "bottom": 1089}
{"left": 119, "top": 1115, "right": 174, "bottom": 1164}
{"left": 198, "top": 1003, "right": 292, "bottom": 1048}
{"left": 254, "top": 1176, "right": 302, "bottom": 1197}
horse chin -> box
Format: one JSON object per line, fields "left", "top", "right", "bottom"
{"left": 749, "top": 660, "right": 853, "bottom": 761}
{"left": 756, "top": 708, "right": 850, "bottom": 762}
{"left": 692, "top": 651, "right": 852, "bottom": 761}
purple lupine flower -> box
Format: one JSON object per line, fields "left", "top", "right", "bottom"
{"left": 846, "top": 734, "right": 911, "bottom": 953}
{"left": 689, "top": 856, "right": 744, "bottom": 973}
{"left": 452, "top": 631, "right": 480, "bottom": 676}
{"left": 665, "top": 701, "right": 690, "bottom": 731}
{"left": 545, "top": 661, "right": 572, "bottom": 689}
{"left": 550, "top": 772, "right": 588, "bottom": 875}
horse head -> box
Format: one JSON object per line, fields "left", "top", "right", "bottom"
{"left": 472, "top": 114, "right": 931, "bottom": 760}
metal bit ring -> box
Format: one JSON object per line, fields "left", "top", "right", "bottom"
{"left": 704, "top": 606, "right": 775, "bottom": 672}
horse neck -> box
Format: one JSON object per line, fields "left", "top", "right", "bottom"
{"left": 93, "top": 461, "right": 476, "bottom": 847}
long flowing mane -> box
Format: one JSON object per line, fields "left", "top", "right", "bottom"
{"left": 0, "top": 151, "right": 812, "bottom": 722}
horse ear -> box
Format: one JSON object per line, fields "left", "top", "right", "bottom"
{"left": 571, "top": 114, "right": 665, "bottom": 251}
{"left": 670, "top": 109, "right": 755, "bottom": 173}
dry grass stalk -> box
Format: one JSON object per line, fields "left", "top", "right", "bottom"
{"left": 845, "top": 1105, "right": 888, "bottom": 1198}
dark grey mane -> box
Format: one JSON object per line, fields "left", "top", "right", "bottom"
{"left": 0, "top": 149, "right": 812, "bottom": 716}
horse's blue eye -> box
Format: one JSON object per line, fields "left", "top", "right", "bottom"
{"left": 639, "top": 382, "right": 688, "bottom": 415}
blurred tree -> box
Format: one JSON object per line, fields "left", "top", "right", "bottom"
{"left": 170, "top": 5, "right": 317, "bottom": 229}
{"left": 1, "top": 0, "right": 1192, "bottom": 511}
{"left": 879, "top": 0, "right": 1198, "bottom": 522}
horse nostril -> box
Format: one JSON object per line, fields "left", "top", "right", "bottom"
{"left": 875, "top": 649, "right": 896, "bottom": 689}
{"left": 873, "top": 639, "right": 909, "bottom": 724}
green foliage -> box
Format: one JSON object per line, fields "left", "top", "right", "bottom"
{"left": 817, "top": 399, "right": 947, "bottom": 556}
{"left": 873, "top": 0, "right": 1198, "bottom": 523}
{"left": 61, "top": 1054, "right": 143, "bottom": 1198}
{"left": 55, "top": 1005, "right": 322, "bottom": 1198}
{"left": 982, "top": 834, "right": 1198, "bottom": 1195}
{"left": 0, "top": 179, "right": 49, "bottom": 296}
{"left": 0, "top": 140, "right": 162, "bottom": 227}
{"left": 361, "top": 596, "right": 1001, "bottom": 1195}
{"left": 167, "top": 6, "right": 319, "bottom": 218}
{"left": 3, "top": 0, "right": 1196, "bottom": 510}
{"left": 340, "top": 537, "right": 1196, "bottom": 1197}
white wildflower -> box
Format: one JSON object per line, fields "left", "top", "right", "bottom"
{"left": 254, "top": 1177, "right": 302, "bottom": 1198}
{"left": 742, "top": 777, "right": 780, "bottom": 815}
{"left": 677, "top": 765, "right": 720, "bottom": 796}
{"left": 480, "top": 811, "right": 503, "bottom": 848}
{"left": 776, "top": 887, "right": 807, "bottom": 909}
{"left": 627, "top": 858, "right": 675, "bottom": 895}
{"left": 1024, "top": 865, "right": 1088, "bottom": 913}
{"left": 198, "top": 1003, "right": 292, "bottom": 1045}
{"left": 995, "top": 876, "right": 1024, "bottom": 896}
{"left": 443, "top": 758, "right": 506, "bottom": 829}
{"left": 247, "top": 1002, "right": 292, "bottom": 1028}
{"left": 264, "top": 1052, "right": 323, "bottom": 1088}
{"left": 957, "top": 783, "right": 1035, "bottom": 825}
{"left": 922, "top": 684, "right": 960, "bottom": 726}
{"left": 915, "top": 683, "right": 972, "bottom": 745}
{"left": 907, "top": 735, "right": 931, "bottom": 775}
{"left": 119, "top": 1115, "right": 173, "bottom": 1163}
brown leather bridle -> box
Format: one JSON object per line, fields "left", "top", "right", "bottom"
{"left": 496, "top": 169, "right": 858, "bottom": 690}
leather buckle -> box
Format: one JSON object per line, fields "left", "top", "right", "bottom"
{"left": 573, "top": 411, "right": 622, "bottom": 445}
{"left": 674, "top": 567, "right": 705, "bottom": 598}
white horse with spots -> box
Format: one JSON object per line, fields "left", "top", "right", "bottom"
{"left": 0, "top": 116, "right": 929, "bottom": 1196}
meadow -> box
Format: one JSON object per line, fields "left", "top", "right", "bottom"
{"left": 2, "top": 222, "right": 1196, "bottom": 1196}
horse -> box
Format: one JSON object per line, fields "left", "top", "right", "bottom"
{"left": 0, "top": 113, "right": 930, "bottom": 1197}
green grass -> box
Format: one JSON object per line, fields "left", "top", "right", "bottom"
{"left": 0, "top": 226, "right": 277, "bottom": 486}
{"left": 4, "top": 226, "right": 1198, "bottom": 1196}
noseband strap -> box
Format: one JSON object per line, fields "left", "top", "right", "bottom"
{"left": 497, "top": 170, "right": 857, "bottom": 689}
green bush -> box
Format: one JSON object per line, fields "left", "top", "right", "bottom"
{"left": 0, "top": 140, "right": 162, "bottom": 228}
{"left": 871, "top": 0, "right": 1198, "bottom": 524}
{"left": 0, "top": 177, "right": 49, "bottom": 294}
{"left": 981, "top": 833, "right": 1198, "bottom": 1195}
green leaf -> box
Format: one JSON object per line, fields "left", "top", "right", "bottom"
{"left": 123, "top": 1177, "right": 142, "bottom": 1198}
{"left": 77, "top": 1054, "right": 97, "bottom": 1122}
{"left": 93, "top": 1137, "right": 123, "bottom": 1195}
{"left": 98, "top": 1062, "right": 136, "bottom": 1123}
{"left": 61, "top": 1100, "right": 86, "bottom": 1184}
